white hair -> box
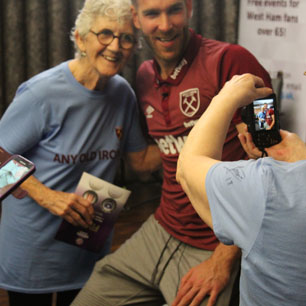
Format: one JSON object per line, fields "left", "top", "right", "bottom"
{"left": 71, "top": 0, "right": 133, "bottom": 57}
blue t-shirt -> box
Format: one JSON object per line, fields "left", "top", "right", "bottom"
{"left": 0, "top": 61, "right": 147, "bottom": 293}
{"left": 206, "top": 158, "right": 306, "bottom": 305}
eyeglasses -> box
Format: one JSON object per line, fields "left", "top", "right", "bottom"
{"left": 90, "top": 29, "right": 136, "bottom": 50}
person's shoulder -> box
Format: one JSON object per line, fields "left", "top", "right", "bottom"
{"left": 222, "top": 43, "right": 261, "bottom": 65}
{"left": 201, "top": 36, "right": 251, "bottom": 55}
{"left": 137, "top": 59, "right": 154, "bottom": 77}
{"left": 200, "top": 37, "right": 231, "bottom": 54}
{"left": 197, "top": 38, "right": 250, "bottom": 66}
{"left": 16, "top": 62, "right": 67, "bottom": 97}
{"left": 262, "top": 158, "right": 306, "bottom": 196}
{"left": 108, "top": 75, "right": 136, "bottom": 100}
{"left": 28, "top": 62, "right": 65, "bottom": 84}
{"left": 257, "top": 158, "right": 304, "bottom": 182}
{"left": 110, "top": 74, "right": 134, "bottom": 93}
{"left": 111, "top": 74, "right": 132, "bottom": 87}
{"left": 135, "top": 59, "right": 155, "bottom": 92}
{"left": 202, "top": 37, "right": 230, "bottom": 47}
{"left": 264, "top": 157, "right": 306, "bottom": 170}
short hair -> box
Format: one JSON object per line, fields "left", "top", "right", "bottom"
{"left": 71, "top": 0, "right": 133, "bottom": 58}
{"left": 131, "top": 0, "right": 188, "bottom": 7}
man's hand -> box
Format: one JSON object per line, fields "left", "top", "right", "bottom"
{"left": 126, "top": 144, "right": 161, "bottom": 174}
{"left": 172, "top": 244, "right": 240, "bottom": 306}
{"left": 237, "top": 125, "right": 262, "bottom": 159}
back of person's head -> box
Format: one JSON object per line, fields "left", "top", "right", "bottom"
{"left": 71, "top": 0, "right": 133, "bottom": 57}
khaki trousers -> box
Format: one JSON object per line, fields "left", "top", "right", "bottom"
{"left": 72, "top": 214, "right": 239, "bottom": 306}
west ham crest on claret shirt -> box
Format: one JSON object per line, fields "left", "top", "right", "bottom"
{"left": 179, "top": 88, "right": 200, "bottom": 117}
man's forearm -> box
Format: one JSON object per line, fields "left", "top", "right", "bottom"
{"left": 141, "top": 144, "right": 162, "bottom": 173}
{"left": 127, "top": 144, "right": 162, "bottom": 174}
{"left": 211, "top": 243, "right": 241, "bottom": 273}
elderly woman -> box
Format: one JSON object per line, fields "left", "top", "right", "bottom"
{"left": 0, "top": 0, "right": 160, "bottom": 305}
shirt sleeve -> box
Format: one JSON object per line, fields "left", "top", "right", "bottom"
{"left": 0, "top": 83, "right": 46, "bottom": 155}
{"left": 206, "top": 159, "right": 267, "bottom": 254}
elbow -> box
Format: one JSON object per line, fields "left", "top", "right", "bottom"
{"left": 177, "top": 148, "right": 197, "bottom": 195}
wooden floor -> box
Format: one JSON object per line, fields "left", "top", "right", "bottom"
{"left": 0, "top": 180, "right": 161, "bottom": 306}
{"left": 0, "top": 290, "right": 9, "bottom": 306}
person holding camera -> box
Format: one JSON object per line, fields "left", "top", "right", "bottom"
{"left": 176, "top": 73, "right": 306, "bottom": 305}
{"left": 0, "top": 0, "right": 161, "bottom": 305}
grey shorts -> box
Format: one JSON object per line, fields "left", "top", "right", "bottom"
{"left": 72, "top": 214, "right": 239, "bottom": 306}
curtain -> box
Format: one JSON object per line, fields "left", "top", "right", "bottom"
{"left": 0, "top": 0, "right": 240, "bottom": 115}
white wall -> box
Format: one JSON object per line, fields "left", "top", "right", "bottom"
{"left": 238, "top": 0, "right": 306, "bottom": 140}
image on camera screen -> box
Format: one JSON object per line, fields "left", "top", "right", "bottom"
{"left": 253, "top": 98, "right": 275, "bottom": 132}
{"left": 0, "top": 159, "right": 30, "bottom": 196}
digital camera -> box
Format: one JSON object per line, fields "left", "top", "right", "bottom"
{"left": 243, "top": 93, "right": 281, "bottom": 150}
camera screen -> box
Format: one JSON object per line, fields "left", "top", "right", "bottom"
{"left": 253, "top": 97, "right": 275, "bottom": 132}
{"left": 0, "top": 159, "right": 31, "bottom": 196}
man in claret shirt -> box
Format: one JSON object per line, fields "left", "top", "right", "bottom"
{"left": 72, "top": 1, "right": 272, "bottom": 305}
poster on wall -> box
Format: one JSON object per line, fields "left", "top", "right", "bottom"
{"left": 238, "top": 0, "right": 306, "bottom": 140}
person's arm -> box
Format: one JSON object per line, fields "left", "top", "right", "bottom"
{"left": 21, "top": 176, "right": 94, "bottom": 228}
{"left": 125, "top": 144, "right": 162, "bottom": 174}
{"left": 172, "top": 75, "right": 271, "bottom": 306}
{"left": 176, "top": 73, "right": 272, "bottom": 230}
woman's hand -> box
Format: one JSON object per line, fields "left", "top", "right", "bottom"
{"left": 41, "top": 189, "right": 94, "bottom": 227}
{"left": 21, "top": 176, "right": 94, "bottom": 228}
